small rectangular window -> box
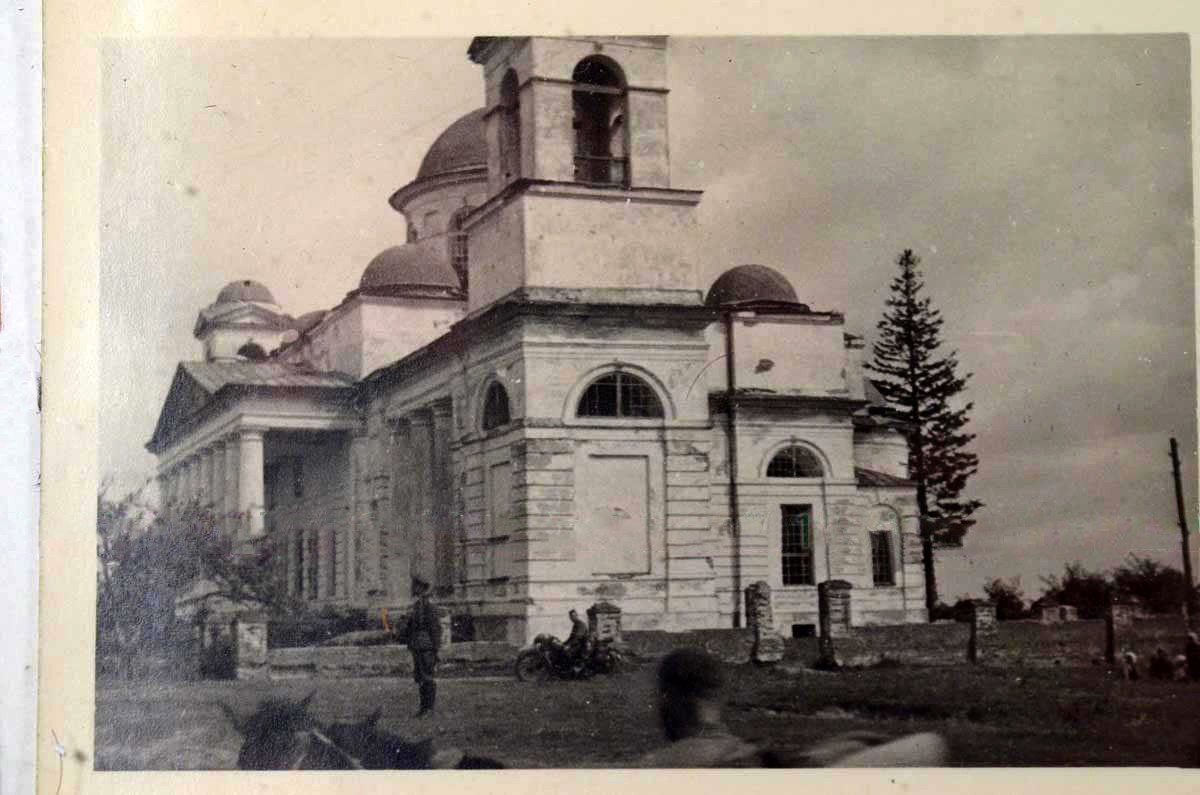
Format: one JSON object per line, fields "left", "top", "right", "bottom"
{"left": 781, "top": 504, "right": 814, "bottom": 586}
{"left": 871, "top": 531, "right": 895, "bottom": 586}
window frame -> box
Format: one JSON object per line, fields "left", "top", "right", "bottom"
{"left": 766, "top": 445, "right": 825, "bottom": 479}
{"left": 571, "top": 57, "right": 630, "bottom": 188}
{"left": 575, "top": 371, "right": 665, "bottom": 420}
{"left": 870, "top": 530, "right": 896, "bottom": 587}
{"left": 780, "top": 504, "right": 816, "bottom": 587}
{"left": 481, "top": 381, "right": 512, "bottom": 432}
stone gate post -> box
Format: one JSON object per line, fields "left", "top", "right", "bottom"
{"left": 744, "top": 581, "right": 784, "bottom": 664}
{"left": 587, "top": 601, "right": 623, "bottom": 643}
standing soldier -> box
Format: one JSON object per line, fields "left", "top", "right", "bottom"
{"left": 405, "top": 578, "right": 440, "bottom": 717}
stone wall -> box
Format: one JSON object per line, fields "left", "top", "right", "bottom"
{"left": 266, "top": 641, "right": 518, "bottom": 680}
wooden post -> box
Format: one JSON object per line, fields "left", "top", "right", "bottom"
{"left": 1169, "top": 438, "right": 1197, "bottom": 622}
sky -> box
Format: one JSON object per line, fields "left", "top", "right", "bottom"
{"left": 100, "top": 36, "right": 1197, "bottom": 602}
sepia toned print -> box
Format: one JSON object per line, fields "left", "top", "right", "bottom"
{"left": 95, "top": 35, "right": 1199, "bottom": 770}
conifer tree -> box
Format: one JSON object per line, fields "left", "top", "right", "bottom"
{"left": 866, "top": 249, "right": 983, "bottom": 614}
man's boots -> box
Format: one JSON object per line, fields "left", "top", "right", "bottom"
{"left": 416, "top": 681, "right": 436, "bottom": 717}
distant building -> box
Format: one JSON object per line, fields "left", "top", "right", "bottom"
{"left": 1031, "top": 599, "right": 1079, "bottom": 624}
{"left": 147, "top": 36, "right": 926, "bottom": 644}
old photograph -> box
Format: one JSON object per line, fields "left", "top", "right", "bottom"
{"left": 94, "top": 35, "right": 1199, "bottom": 769}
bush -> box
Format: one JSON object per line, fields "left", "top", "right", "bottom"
{"left": 269, "top": 606, "right": 373, "bottom": 648}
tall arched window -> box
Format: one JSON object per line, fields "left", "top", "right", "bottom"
{"left": 571, "top": 57, "right": 628, "bottom": 187}
{"left": 406, "top": 220, "right": 418, "bottom": 243}
{"left": 576, "top": 372, "right": 663, "bottom": 418}
{"left": 482, "top": 382, "right": 512, "bottom": 431}
{"left": 499, "top": 69, "right": 521, "bottom": 182}
{"left": 766, "top": 446, "right": 824, "bottom": 478}
{"left": 450, "top": 205, "right": 473, "bottom": 291}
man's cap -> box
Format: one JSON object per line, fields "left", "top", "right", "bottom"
{"left": 658, "top": 648, "right": 725, "bottom": 697}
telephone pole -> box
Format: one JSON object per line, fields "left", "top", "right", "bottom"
{"left": 1168, "top": 437, "right": 1197, "bottom": 622}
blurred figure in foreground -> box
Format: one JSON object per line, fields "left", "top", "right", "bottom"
{"left": 635, "top": 648, "right": 948, "bottom": 768}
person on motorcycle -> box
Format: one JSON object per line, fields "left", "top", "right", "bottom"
{"left": 563, "top": 609, "right": 592, "bottom": 674}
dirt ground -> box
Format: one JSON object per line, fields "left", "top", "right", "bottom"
{"left": 94, "top": 656, "right": 1200, "bottom": 770}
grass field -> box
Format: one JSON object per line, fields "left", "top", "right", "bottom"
{"left": 94, "top": 657, "right": 1200, "bottom": 769}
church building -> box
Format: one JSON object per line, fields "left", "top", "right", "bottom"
{"left": 148, "top": 36, "right": 926, "bottom": 644}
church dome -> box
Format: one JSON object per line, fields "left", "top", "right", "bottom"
{"left": 416, "top": 108, "right": 487, "bottom": 181}
{"left": 359, "top": 242, "right": 463, "bottom": 294}
{"left": 216, "top": 279, "right": 276, "bottom": 305}
{"left": 705, "top": 265, "right": 800, "bottom": 307}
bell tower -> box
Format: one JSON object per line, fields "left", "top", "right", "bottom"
{"left": 464, "top": 36, "right": 703, "bottom": 312}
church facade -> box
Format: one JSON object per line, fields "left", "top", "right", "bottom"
{"left": 148, "top": 36, "right": 927, "bottom": 645}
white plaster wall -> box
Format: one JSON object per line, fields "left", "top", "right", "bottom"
{"left": 466, "top": 198, "right": 526, "bottom": 312}
{"left": 298, "top": 303, "right": 364, "bottom": 377}
{"left": 524, "top": 193, "right": 700, "bottom": 293}
{"left": 732, "top": 318, "right": 849, "bottom": 396}
{"left": 400, "top": 180, "right": 488, "bottom": 239}
{"left": 359, "top": 298, "right": 464, "bottom": 378}
{"left": 853, "top": 429, "right": 910, "bottom": 478}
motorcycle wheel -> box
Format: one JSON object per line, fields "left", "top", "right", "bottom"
{"left": 515, "top": 650, "right": 550, "bottom": 683}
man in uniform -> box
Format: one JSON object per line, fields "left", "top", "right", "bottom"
{"left": 404, "top": 578, "right": 441, "bottom": 717}
{"left": 563, "top": 608, "right": 591, "bottom": 673}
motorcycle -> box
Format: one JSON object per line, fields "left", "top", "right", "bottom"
{"left": 514, "top": 634, "right": 622, "bottom": 681}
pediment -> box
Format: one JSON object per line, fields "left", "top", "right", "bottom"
{"left": 147, "top": 365, "right": 217, "bottom": 453}
{"left": 193, "top": 302, "right": 290, "bottom": 337}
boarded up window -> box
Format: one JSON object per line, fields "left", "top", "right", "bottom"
{"left": 577, "top": 455, "right": 650, "bottom": 574}
{"left": 487, "top": 461, "right": 516, "bottom": 580}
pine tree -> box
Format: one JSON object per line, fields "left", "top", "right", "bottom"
{"left": 866, "top": 249, "right": 983, "bottom": 615}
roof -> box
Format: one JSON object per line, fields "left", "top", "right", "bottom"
{"left": 416, "top": 108, "right": 487, "bottom": 181}
{"left": 855, "top": 467, "right": 914, "bottom": 488}
{"left": 181, "top": 361, "right": 353, "bottom": 391}
{"left": 148, "top": 361, "right": 354, "bottom": 453}
{"left": 292, "top": 309, "right": 327, "bottom": 334}
{"left": 358, "top": 239, "right": 464, "bottom": 295}
{"left": 216, "top": 279, "right": 276, "bottom": 305}
{"left": 705, "top": 264, "right": 800, "bottom": 307}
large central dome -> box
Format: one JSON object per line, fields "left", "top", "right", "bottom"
{"left": 416, "top": 108, "right": 487, "bottom": 181}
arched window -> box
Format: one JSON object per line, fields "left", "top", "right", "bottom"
{"left": 423, "top": 209, "right": 440, "bottom": 235}
{"left": 572, "top": 57, "right": 628, "bottom": 187}
{"left": 450, "top": 205, "right": 473, "bottom": 291}
{"left": 237, "top": 342, "right": 267, "bottom": 361}
{"left": 481, "top": 382, "right": 511, "bottom": 431}
{"left": 499, "top": 69, "right": 521, "bottom": 182}
{"left": 406, "top": 220, "right": 418, "bottom": 243}
{"left": 766, "top": 446, "right": 824, "bottom": 478}
{"left": 577, "top": 372, "right": 663, "bottom": 419}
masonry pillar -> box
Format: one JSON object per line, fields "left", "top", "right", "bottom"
{"left": 587, "top": 601, "right": 623, "bottom": 643}
{"left": 210, "top": 441, "right": 225, "bottom": 515}
{"left": 236, "top": 428, "right": 266, "bottom": 539}
{"left": 431, "top": 402, "right": 455, "bottom": 593}
{"left": 233, "top": 613, "right": 270, "bottom": 681}
{"left": 409, "top": 411, "right": 435, "bottom": 591}
{"left": 967, "top": 599, "right": 997, "bottom": 664}
{"left": 744, "top": 581, "right": 784, "bottom": 664}
{"left": 223, "top": 438, "right": 239, "bottom": 539}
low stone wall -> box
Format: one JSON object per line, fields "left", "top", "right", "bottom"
{"left": 266, "top": 641, "right": 519, "bottom": 680}
{"left": 628, "top": 616, "right": 1190, "bottom": 669}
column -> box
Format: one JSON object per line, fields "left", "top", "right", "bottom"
{"left": 431, "top": 402, "right": 454, "bottom": 592}
{"left": 223, "top": 438, "right": 239, "bottom": 539}
{"left": 237, "top": 428, "right": 266, "bottom": 539}
{"left": 347, "top": 429, "right": 369, "bottom": 599}
{"left": 409, "top": 411, "right": 435, "bottom": 591}
{"left": 210, "top": 441, "right": 225, "bottom": 514}
{"left": 388, "top": 419, "right": 414, "bottom": 599}
{"left": 183, "top": 458, "right": 197, "bottom": 505}
{"left": 199, "top": 448, "right": 214, "bottom": 508}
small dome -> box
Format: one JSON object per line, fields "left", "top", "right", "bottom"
{"left": 705, "top": 265, "right": 800, "bottom": 307}
{"left": 416, "top": 108, "right": 487, "bottom": 181}
{"left": 359, "top": 242, "right": 463, "bottom": 294}
{"left": 216, "top": 279, "right": 276, "bottom": 305}
{"left": 292, "top": 310, "right": 327, "bottom": 334}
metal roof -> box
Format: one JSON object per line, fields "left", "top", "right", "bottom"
{"left": 180, "top": 361, "right": 353, "bottom": 392}
{"left": 854, "top": 467, "right": 914, "bottom": 488}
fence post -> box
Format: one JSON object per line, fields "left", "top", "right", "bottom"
{"left": 744, "top": 581, "right": 784, "bottom": 664}
{"left": 967, "top": 599, "right": 996, "bottom": 664}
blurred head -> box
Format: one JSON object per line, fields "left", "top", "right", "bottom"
{"left": 569, "top": 609, "right": 578, "bottom": 620}
{"left": 656, "top": 648, "right": 725, "bottom": 741}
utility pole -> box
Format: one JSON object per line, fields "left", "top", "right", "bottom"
{"left": 1168, "top": 437, "right": 1197, "bottom": 622}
